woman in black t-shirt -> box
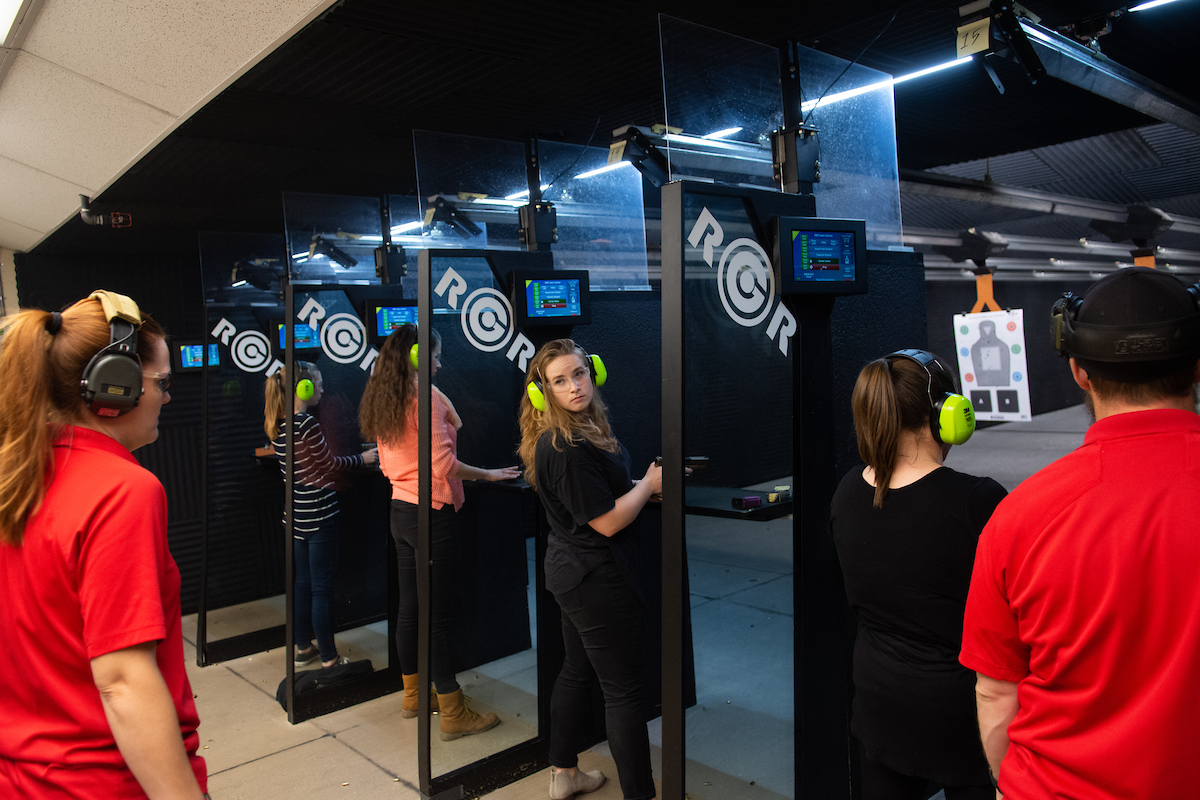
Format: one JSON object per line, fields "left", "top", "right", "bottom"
{"left": 830, "top": 350, "right": 1006, "bottom": 800}
{"left": 518, "top": 339, "right": 662, "bottom": 800}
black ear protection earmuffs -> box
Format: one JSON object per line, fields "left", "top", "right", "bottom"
{"left": 887, "top": 349, "right": 976, "bottom": 446}
{"left": 294, "top": 361, "right": 316, "bottom": 401}
{"left": 526, "top": 345, "right": 607, "bottom": 412}
{"left": 80, "top": 291, "right": 144, "bottom": 418}
{"left": 1051, "top": 282, "right": 1200, "bottom": 361}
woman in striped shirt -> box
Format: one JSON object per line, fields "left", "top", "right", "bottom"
{"left": 266, "top": 360, "right": 377, "bottom": 669}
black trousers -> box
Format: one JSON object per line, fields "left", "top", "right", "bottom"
{"left": 390, "top": 500, "right": 460, "bottom": 693}
{"left": 858, "top": 740, "right": 994, "bottom": 800}
{"left": 549, "top": 560, "right": 654, "bottom": 800}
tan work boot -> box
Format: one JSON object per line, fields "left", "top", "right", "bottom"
{"left": 401, "top": 674, "right": 438, "bottom": 719}
{"left": 436, "top": 689, "right": 500, "bottom": 740}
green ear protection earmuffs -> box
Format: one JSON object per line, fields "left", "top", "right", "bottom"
{"left": 294, "top": 360, "right": 315, "bottom": 401}
{"left": 888, "top": 349, "right": 975, "bottom": 446}
{"left": 526, "top": 348, "right": 607, "bottom": 412}
{"left": 409, "top": 343, "right": 420, "bottom": 370}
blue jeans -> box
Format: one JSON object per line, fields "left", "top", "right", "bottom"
{"left": 293, "top": 518, "right": 339, "bottom": 663}
{"left": 391, "top": 501, "right": 460, "bottom": 693}
{"left": 550, "top": 560, "right": 654, "bottom": 800}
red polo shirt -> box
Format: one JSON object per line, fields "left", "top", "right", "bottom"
{"left": 961, "top": 408, "right": 1200, "bottom": 799}
{"left": 0, "top": 426, "right": 206, "bottom": 797}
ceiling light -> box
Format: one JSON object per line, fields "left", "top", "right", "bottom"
{"left": 574, "top": 162, "right": 633, "bottom": 180}
{"left": 1130, "top": 0, "right": 1182, "bottom": 11}
{"left": 801, "top": 56, "right": 972, "bottom": 112}
{"left": 504, "top": 184, "right": 550, "bottom": 200}
{"left": 390, "top": 221, "right": 422, "bottom": 234}
{"left": 2, "top": 0, "right": 25, "bottom": 46}
{"left": 702, "top": 127, "right": 743, "bottom": 139}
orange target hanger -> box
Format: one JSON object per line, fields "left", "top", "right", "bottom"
{"left": 970, "top": 268, "right": 1001, "bottom": 314}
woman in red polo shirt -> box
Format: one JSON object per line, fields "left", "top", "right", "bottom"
{"left": 0, "top": 292, "right": 207, "bottom": 798}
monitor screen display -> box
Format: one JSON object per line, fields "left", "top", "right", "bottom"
{"left": 375, "top": 305, "right": 417, "bottom": 337}
{"left": 174, "top": 343, "right": 219, "bottom": 371}
{"left": 278, "top": 323, "right": 317, "bottom": 349}
{"left": 510, "top": 269, "right": 591, "bottom": 327}
{"left": 791, "top": 229, "right": 857, "bottom": 283}
{"left": 773, "top": 217, "right": 868, "bottom": 296}
{"left": 525, "top": 278, "right": 582, "bottom": 320}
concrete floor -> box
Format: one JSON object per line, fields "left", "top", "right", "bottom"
{"left": 184, "top": 405, "right": 1089, "bottom": 799}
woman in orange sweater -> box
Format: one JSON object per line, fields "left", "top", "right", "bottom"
{"left": 359, "top": 323, "right": 519, "bottom": 740}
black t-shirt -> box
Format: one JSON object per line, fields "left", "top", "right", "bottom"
{"left": 535, "top": 430, "right": 640, "bottom": 598}
{"left": 829, "top": 465, "right": 1007, "bottom": 783}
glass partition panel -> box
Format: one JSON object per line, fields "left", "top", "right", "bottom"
{"left": 283, "top": 284, "right": 396, "bottom": 720}
{"left": 413, "top": 130, "right": 527, "bottom": 251}
{"left": 537, "top": 141, "right": 649, "bottom": 289}
{"left": 198, "top": 231, "right": 290, "bottom": 664}
{"left": 663, "top": 183, "right": 800, "bottom": 799}
{"left": 419, "top": 251, "right": 540, "bottom": 786}
{"left": 283, "top": 192, "right": 386, "bottom": 284}
{"left": 795, "top": 44, "right": 904, "bottom": 249}
{"left": 659, "top": 15, "right": 782, "bottom": 189}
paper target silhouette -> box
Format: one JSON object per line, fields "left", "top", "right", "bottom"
{"left": 953, "top": 309, "right": 1031, "bottom": 422}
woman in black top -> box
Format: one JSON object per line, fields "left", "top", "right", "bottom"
{"left": 829, "top": 350, "right": 1006, "bottom": 800}
{"left": 518, "top": 339, "right": 662, "bottom": 800}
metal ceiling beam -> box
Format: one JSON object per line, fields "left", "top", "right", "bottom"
{"left": 1018, "top": 18, "right": 1200, "bottom": 136}
{"left": 899, "top": 169, "right": 1200, "bottom": 236}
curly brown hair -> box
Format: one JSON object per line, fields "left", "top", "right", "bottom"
{"left": 358, "top": 324, "right": 441, "bottom": 444}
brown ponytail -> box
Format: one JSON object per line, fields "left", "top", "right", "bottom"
{"left": 851, "top": 354, "right": 948, "bottom": 508}
{"left": 0, "top": 295, "right": 164, "bottom": 545}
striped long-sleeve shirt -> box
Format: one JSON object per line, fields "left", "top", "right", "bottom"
{"left": 271, "top": 412, "right": 364, "bottom": 538}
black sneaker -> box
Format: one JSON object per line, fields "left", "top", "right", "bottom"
{"left": 294, "top": 646, "right": 320, "bottom": 666}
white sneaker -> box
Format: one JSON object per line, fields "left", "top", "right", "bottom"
{"left": 549, "top": 768, "right": 606, "bottom": 800}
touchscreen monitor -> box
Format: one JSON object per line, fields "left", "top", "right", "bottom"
{"left": 373, "top": 303, "right": 418, "bottom": 339}
{"left": 773, "top": 217, "right": 868, "bottom": 296}
{"left": 173, "top": 342, "right": 219, "bottom": 371}
{"left": 277, "top": 322, "right": 318, "bottom": 350}
{"left": 510, "top": 269, "right": 591, "bottom": 327}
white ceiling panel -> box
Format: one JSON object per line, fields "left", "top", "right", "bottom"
{"left": 0, "top": 217, "right": 43, "bottom": 253}
{"left": 0, "top": 153, "right": 90, "bottom": 231}
{"left": 21, "top": 0, "right": 336, "bottom": 116}
{"left": 0, "top": 52, "right": 174, "bottom": 189}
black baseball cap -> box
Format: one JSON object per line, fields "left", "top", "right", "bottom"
{"left": 1073, "top": 267, "right": 1200, "bottom": 381}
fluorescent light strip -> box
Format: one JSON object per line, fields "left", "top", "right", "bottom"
{"left": 1, "top": 0, "right": 23, "bottom": 44}
{"left": 504, "top": 184, "right": 551, "bottom": 200}
{"left": 291, "top": 251, "right": 309, "bottom": 259}
{"left": 702, "top": 127, "right": 743, "bottom": 139}
{"left": 662, "top": 133, "right": 752, "bottom": 151}
{"left": 801, "top": 56, "right": 973, "bottom": 112}
{"left": 1130, "top": 0, "right": 1181, "bottom": 10}
{"left": 390, "top": 221, "right": 423, "bottom": 234}
{"left": 574, "top": 162, "right": 633, "bottom": 180}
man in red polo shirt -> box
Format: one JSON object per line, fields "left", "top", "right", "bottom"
{"left": 960, "top": 267, "right": 1200, "bottom": 799}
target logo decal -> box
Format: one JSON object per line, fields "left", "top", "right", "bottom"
{"left": 230, "top": 330, "right": 272, "bottom": 372}
{"left": 460, "top": 287, "right": 514, "bottom": 353}
{"left": 717, "top": 237, "right": 776, "bottom": 328}
{"left": 319, "top": 313, "right": 367, "bottom": 364}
